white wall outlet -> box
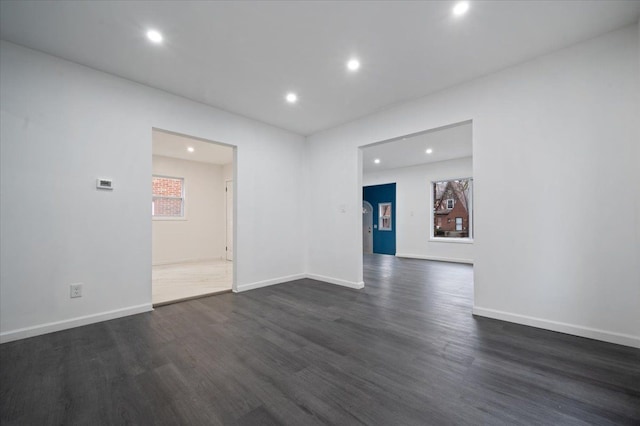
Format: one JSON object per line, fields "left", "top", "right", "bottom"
{"left": 70, "top": 283, "right": 83, "bottom": 298}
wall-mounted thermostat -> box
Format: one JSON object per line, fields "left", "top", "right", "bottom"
{"left": 96, "top": 178, "right": 113, "bottom": 190}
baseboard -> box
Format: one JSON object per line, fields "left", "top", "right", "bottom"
{"left": 235, "top": 273, "right": 307, "bottom": 292}
{"left": 472, "top": 306, "right": 640, "bottom": 349}
{"left": 306, "top": 274, "right": 365, "bottom": 289}
{"left": 0, "top": 303, "right": 153, "bottom": 344}
{"left": 395, "top": 253, "right": 473, "bottom": 264}
{"left": 2, "top": 271, "right": 358, "bottom": 342}
{"left": 152, "top": 257, "right": 224, "bottom": 266}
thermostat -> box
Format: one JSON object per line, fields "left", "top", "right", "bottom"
{"left": 96, "top": 178, "right": 113, "bottom": 190}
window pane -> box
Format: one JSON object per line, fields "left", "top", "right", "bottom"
{"left": 379, "top": 202, "right": 392, "bottom": 231}
{"left": 152, "top": 176, "right": 184, "bottom": 218}
{"left": 433, "top": 179, "right": 471, "bottom": 238}
{"left": 153, "top": 197, "right": 183, "bottom": 217}
{"left": 152, "top": 176, "right": 183, "bottom": 197}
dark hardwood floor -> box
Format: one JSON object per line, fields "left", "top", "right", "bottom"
{"left": 1, "top": 254, "right": 639, "bottom": 425}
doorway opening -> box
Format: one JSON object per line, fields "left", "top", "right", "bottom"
{"left": 363, "top": 183, "right": 396, "bottom": 255}
{"left": 359, "top": 120, "right": 474, "bottom": 286}
{"left": 151, "top": 128, "right": 236, "bottom": 306}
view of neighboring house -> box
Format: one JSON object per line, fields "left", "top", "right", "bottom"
{"left": 433, "top": 179, "right": 471, "bottom": 238}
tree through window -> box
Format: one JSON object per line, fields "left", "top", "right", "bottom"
{"left": 433, "top": 178, "right": 472, "bottom": 239}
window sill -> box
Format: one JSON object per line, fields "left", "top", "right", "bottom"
{"left": 429, "top": 237, "right": 474, "bottom": 244}
{"left": 153, "top": 217, "right": 187, "bottom": 221}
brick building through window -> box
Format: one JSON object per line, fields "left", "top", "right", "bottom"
{"left": 433, "top": 178, "right": 472, "bottom": 239}
{"left": 152, "top": 176, "right": 184, "bottom": 217}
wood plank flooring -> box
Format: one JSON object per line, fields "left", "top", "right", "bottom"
{"left": 152, "top": 259, "right": 232, "bottom": 305}
{"left": 2, "top": 254, "right": 639, "bottom": 425}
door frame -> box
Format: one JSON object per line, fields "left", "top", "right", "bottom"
{"left": 362, "top": 201, "right": 373, "bottom": 254}
{"left": 151, "top": 127, "right": 238, "bottom": 296}
{"left": 225, "top": 179, "right": 233, "bottom": 261}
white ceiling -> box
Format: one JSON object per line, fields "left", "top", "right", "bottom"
{"left": 1, "top": 1, "right": 639, "bottom": 136}
{"left": 363, "top": 121, "right": 471, "bottom": 173}
{"left": 152, "top": 129, "right": 233, "bottom": 165}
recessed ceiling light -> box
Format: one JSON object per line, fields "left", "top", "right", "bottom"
{"left": 285, "top": 92, "right": 298, "bottom": 103}
{"left": 374, "top": 158, "right": 381, "bottom": 164}
{"left": 347, "top": 59, "right": 360, "bottom": 71}
{"left": 146, "top": 29, "right": 163, "bottom": 44}
{"left": 452, "top": 1, "right": 470, "bottom": 16}
{"left": 426, "top": 148, "right": 433, "bottom": 154}
{"left": 187, "top": 147, "right": 195, "bottom": 153}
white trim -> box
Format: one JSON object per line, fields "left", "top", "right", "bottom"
{"left": 306, "top": 274, "right": 365, "bottom": 289}
{"left": 0, "top": 303, "right": 153, "bottom": 344}
{"left": 152, "top": 256, "right": 224, "bottom": 266}
{"left": 235, "top": 273, "right": 307, "bottom": 292}
{"left": 396, "top": 253, "right": 473, "bottom": 264}
{"left": 225, "top": 179, "right": 233, "bottom": 262}
{"left": 472, "top": 306, "right": 640, "bottom": 349}
{"left": 428, "top": 237, "right": 474, "bottom": 244}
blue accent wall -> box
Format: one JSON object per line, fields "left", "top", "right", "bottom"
{"left": 363, "top": 183, "right": 396, "bottom": 255}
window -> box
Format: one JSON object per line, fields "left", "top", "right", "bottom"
{"left": 379, "top": 202, "right": 392, "bottom": 231}
{"left": 152, "top": 176, "right": 184, "bottom": 218}
{"left": 432, "top": 178, "right": 472, "bottom": 239}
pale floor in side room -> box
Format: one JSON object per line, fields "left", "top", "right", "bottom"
{"left": 152, "top": 259, "right": 232, "bottom": 305}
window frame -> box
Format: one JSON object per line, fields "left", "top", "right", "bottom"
{"left": 430, "top": 177, "right": 473, "bottom": 243}
{"left": 152, "top": 175, "right": 186, "bottom": 220}
{"left": 378, "top": 202, "right": 393, "bottom": 231}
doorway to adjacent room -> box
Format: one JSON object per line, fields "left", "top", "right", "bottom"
{"left": 151, "top": 128, "right": 236, "bottom": 306}
{"left": 359, "top": 120, "right": 474, "bottom": 287}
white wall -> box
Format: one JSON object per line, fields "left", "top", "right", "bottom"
{"left": 223, "top": 163, "right": 233, "bottom": 182}
{"left": 0, "top": 41, "right": 306, "bottom": 342}
{"left": 363, "top": 157, "right": 473, "bottom": 264}
{"left": 152, "top": 155, "right": 226, "bottom": 265}
{"left": 307, "top": 25, "right": 640, "bottom": 347}
{"left": 1, "top": 25, "right": 638, "bottom": 348}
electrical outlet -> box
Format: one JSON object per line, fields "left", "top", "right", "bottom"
{"left": 70, "top": 283, "right": 83, "bottom": 298}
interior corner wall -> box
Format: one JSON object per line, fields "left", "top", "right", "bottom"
{"left": 152, "top": 155, "right": 225, "bottom": 265}
{"left": 306, "top": 24, "right": 640, "bottom": 347}
{"left": 363, "top": 157, "right": 473, "bottom": 264}
{"left": 0, "top": 41, "right": 306, "bottom": 342}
